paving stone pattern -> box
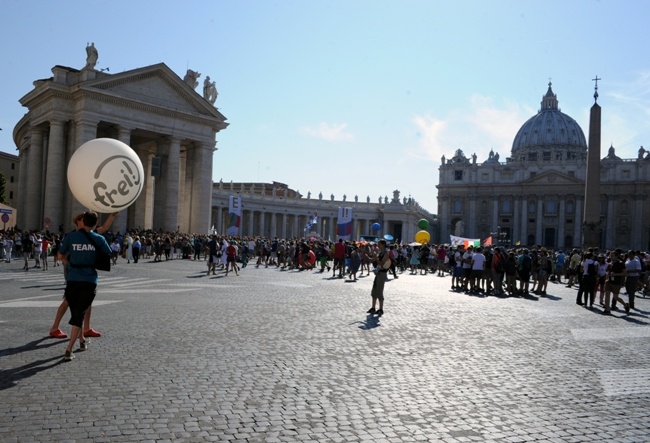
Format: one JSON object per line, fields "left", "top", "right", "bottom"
{"left": 1, "top": 259, "right": 649, "bottom": 442}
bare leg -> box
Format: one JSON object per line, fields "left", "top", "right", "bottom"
{"left": 50, "top": 299, "right": 69, "bottom": 335}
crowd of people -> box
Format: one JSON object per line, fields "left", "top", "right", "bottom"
{"left": 2, "top": 221, "right": 650, "bottom": 361}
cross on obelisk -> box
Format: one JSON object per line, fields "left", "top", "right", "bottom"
{"left": 592, "top": 75, "right": 601, "bottom": 102}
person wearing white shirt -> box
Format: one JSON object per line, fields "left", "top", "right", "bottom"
{"left": 625, "top": 251, "right": 642, "bottom": 310}
{"left": 470, "top": 248, "right": 486, "bottom": 293}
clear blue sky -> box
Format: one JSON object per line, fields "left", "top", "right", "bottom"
{"left": 1, "top": 0, "right": 649, "bottom": 214}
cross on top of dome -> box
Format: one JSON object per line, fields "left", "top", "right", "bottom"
{"left": 541, "top": 81, "right": 558, "bottom": 111}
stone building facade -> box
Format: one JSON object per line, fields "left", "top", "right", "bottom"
{"left": 13, "top": 45, "right": 227, "bottom": 234}
{"left": 12, "top": 47, "right": 436, "bottom": 240}
{"left": 0, "top": 151, "right": 19, "bottom": 209}
{"left": 211, "top": 182, "right": 435, "bottom": 242}
{"left": 437, "top": 83, "right": 650, "bottom": 251}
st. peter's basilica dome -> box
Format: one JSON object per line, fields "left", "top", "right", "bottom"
{"left": 511, "top": 83, "right": 587, "bottom": 157}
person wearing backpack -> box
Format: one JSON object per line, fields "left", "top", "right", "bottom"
{"left": 518, "top": 249, "right": 532, "bottom": 295}
{"left": 576, "top": 251, "right": 597, "bottom": 307}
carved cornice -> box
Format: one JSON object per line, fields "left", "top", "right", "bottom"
{"left": 75, "top": 89, "right": 227, "bottom": 130}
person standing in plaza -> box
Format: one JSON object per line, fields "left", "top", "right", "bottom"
{"left": 225, "top": 241, "right": 239, "bottom": 276}
{"left": 576, "top": 251, "right": 597, "bottom": 307}
{"left": 206, "top": 235, "right": 218, "bottom": 275}
{"left": 56, "top": 211, "right": 112, "bottom": 361}
{"left": 366, "top": 239, "right": 391, "bottom": 317}
{"left": 332, "top": 238, "right": 346, "bottom": 278}
{"left": 33, "top": 233, "right": 43, "bottom": 268}
{"left": 132, "top": 236, "right": 141, "bottom": 263}
{"left": 603, "top": 249, "right": 629, "bottom": 315}
{"left": 49, "top": 211, "right": 117, "bottom": 339}
{"left": 625, "top": 250, "right": 642, "bottom": 310}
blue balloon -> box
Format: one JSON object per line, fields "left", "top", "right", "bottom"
{"left": 371, "top": 223, "right": 381, "bottom": 231}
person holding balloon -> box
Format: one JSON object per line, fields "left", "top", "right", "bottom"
{"left": 366, "top": 239, "right": 391, "bottom": 317}
{"left": 56, "top": 211, "right": 112, "bottom": 361}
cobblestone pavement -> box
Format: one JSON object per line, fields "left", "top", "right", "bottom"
{"left": 1, "top": 258, "right": 649, "bottom": 442}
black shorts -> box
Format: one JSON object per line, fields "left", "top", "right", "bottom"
{"left": 64, "top": 281, "right": 97, "bottom": 328}
{"left": 227, "top": 256, "right": 236, "bottom": 263}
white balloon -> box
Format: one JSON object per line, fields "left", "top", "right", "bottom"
{"left": 67, "top": 138, "right": 144, "bottom": 213}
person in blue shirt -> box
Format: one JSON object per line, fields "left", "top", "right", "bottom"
{"left": 57, "top": 211, "right": 112, "bottom": 362}
{"left": 49, "top": 211, "right": 117, "bottom": 339}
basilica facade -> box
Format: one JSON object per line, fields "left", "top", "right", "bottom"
{"left": 437, "top": 83, "right": 650, "bottom": 251}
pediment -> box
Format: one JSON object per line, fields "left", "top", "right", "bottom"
{"left": 523, "top": 170, "right": 582, "bottom": 185}
{"left": 82, "top": 63, "right": 224, "bottom": 120}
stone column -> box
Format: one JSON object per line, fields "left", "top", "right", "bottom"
{"left": 17, "top": 143, "right": 30, "bottom": 227}
{"left": 513, "top": 197, "right": 521, "bottom": 245}
{"left": 574, "top": 197, "right": 583, "bottom": 246}
{"left": 282, "top": 213, "right": 287, "bottom": 239}
{"left": 42, "top": 120, "right": 66, "bottom": 232}
{"left": 259, "top": 211, "right": 266, "bottom": 237}
{"left": 270, "top": 212, "right": 277, "bottom": 237}
{"left": 291, "top": 214, "right": 298, "bottom": 239}
{"left": 468, "top": 197, "right": 476, "bottom": 238}
{"left": 558, "top": 198, "right": 566, "bottom": 249}
{"left": 164, "top": 137, "right": 181, "bottom": 232}
{"left": 249, "top": 210, "right": 255, "bottom": 237}
{"left": 189, "top": 142, "right": 213, "bottom": 235}
{"left": 520, "top": 196, "right": 528, "bottom": 245}
{"left": 439, "top": 197, "right": 449, "bottom": 244}
{"left": 131, "top": 149, "right": 150, "bottom": 230}
{"left": 492, "top": 199, "right": 499, "bottom": 232}
{"left": 112, "top": 126, "right": 132, "bottom": 234}
{"left": 536, "top": 198, "right": 543, "bottom": 245}
{"left": 25, "top": 128, "right": 45, "bottom": 230}
{"left": 605, "top": 197, "right": 616, "bottom": 250}
{"left": 68, "top": 120, "right": 98, "bottom": 218}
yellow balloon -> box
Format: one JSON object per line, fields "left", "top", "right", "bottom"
{"left": 415, "top": 230, "right": 430, "bottom": 244}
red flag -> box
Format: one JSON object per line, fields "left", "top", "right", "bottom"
{"left": 483, "top": 236, "right": 492, "bottom": 246}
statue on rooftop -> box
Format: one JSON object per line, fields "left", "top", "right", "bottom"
{"left": 84, "top": 42, "right": 98, "bottom": 70}
{"left": 183, "top": 69, "right": 201, "bottom": 89}
{"left": 203, "top": 76, "right": 218, "bottom": 104}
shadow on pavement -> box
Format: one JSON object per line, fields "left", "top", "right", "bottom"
{"left": 0, "top": 337, "right": 65, "bottom": 358}
{"left": 353, "top": 314, "right": 381, "bottom": 330}
{"left": 0, "top": 356, "right": 65, "bottom": 390}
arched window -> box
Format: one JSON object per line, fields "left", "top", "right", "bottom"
{"left": 481, "top": 200, "right": 488, "bottom": 212}
{"left": 528, "top": 200, "right": 536, "bottom": 214}
{"left": 453, "top": 199, "right": 462, "bottom": 214}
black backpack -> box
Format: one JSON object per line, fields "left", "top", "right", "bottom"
{"left": 521, "top": 255, "right": 532, "bottom": 272}
{"left": 587, "top": 261, "right": 598, "bottom": 276}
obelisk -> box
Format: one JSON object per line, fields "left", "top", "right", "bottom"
{"left": 582, "top": 76, "right": 602, "bottom": 248}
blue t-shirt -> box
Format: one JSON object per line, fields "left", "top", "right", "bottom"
{"left": 59, "top": 229, "right": 112, "bottom": 284}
